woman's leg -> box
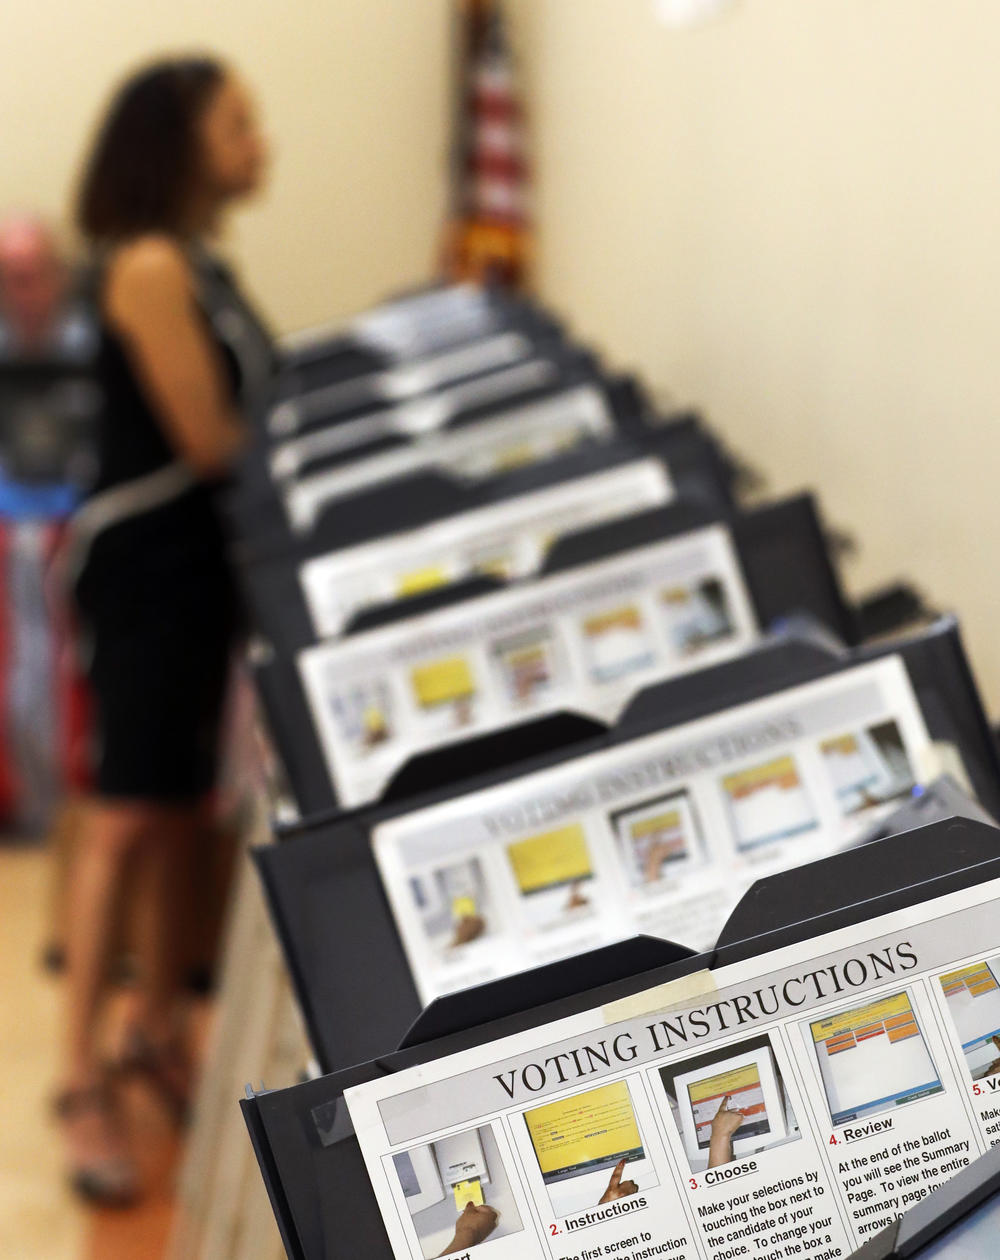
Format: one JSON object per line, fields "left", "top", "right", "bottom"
{"left": 114, "top": 801, "right": 208, "bottom": 1124}
{"left": 60, "top": 798, "right": 154, "bottom": 1189}
{"left": 63, "top": 799, "right": 151, "bottom": 1087}
{"left": 124, "top": 802, "right": 198, "bottom": 1046}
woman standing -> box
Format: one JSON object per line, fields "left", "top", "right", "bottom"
{"left": 58, "top": 57, "right": 272, "bottom": 1203}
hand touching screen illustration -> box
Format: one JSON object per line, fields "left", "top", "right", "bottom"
{"left": 707, "top": 1095, "right": 745, "bottom": 1169}
{"left": 598, "top": 1158, "right": 639, "bottom": 1203}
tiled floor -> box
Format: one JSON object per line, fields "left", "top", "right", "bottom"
{"left": 81, "top": 1077, "right": 183, "bottom": 1260}
{"left": 0, "top": 845, "right": 200, "bottom": 1260}
{"left": 0, "top": 846, "right": 86, "bottom": 1259}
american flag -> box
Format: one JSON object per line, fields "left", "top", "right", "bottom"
{"left": 443, "top": 0, "right": 531, "bottom": 288}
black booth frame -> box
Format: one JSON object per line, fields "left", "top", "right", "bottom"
{"left": 255, "top": 617, "right": 1000, "bottom": 1077}
{"left": 244, "top": 814, "right": 1000, "bottom": 1260}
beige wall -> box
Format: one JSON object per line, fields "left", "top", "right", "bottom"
{"left": 5, "top": 1, "right": 999, "bottom": 704}
{"left": 1, "top": 0, "right": 451, "bottom": 333}
{"left": 510, "top": 0, "right": 1000, "bottom": 707}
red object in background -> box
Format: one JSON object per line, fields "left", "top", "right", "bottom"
{"left": 442, "top": 0, "right": 532, "bottom": 288}
{"left": 0, "top": 518, "right": 91, "bottom": 833}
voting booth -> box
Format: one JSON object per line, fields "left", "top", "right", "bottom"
{"left": 271, "top": 286, "right": 562, "bottom": 402}
{"left": 148, "top": 279, "right": 994, "bottom": 1260}
{"left": 232, "top": 285, "right": 750, "bottom": 568}
{"left": 241, "top": 815, "right": 1000, "bottom": 1259}
{"left": 240, "top": 419, "right": 737, "bottom": 658}
{"left": 251, "top": 494, "right": 858, "bottom": 817}
{"left": 235, "top": 401, "right": 739, "bottom": 570}
{"left": 255, "top": 618, "right": 1000, "bottom": 1075}
{"left": 233, "top": 358, "right": 681, "bottom": 555}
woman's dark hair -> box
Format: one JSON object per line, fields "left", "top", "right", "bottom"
{"left": 76, "top": 57, "right": 226, "bottom": 241}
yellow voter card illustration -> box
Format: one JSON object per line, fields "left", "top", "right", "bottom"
{"left": 453, "top": 1178, "right": 484, "bottom": 1209}
{"left": 452, "top": 895, "right": 477, "bottom": 919}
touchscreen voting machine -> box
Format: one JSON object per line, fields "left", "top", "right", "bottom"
{"left": 242, "top": 441, "right": 678, "bottom": 655}
{"left": 291, "top": 504, "right": 760, "bottom": 809}
{"left": 235, "top": 370, "right": 743, "bottom": 564}
{"left": 268, "top": 343, "right": 597, "bottom": 471}
{"left": 270, "top": 323, "right": 558, "bottom": 430}
{"left": 252, "top": 494, "right": 857, "bottom": 817}
{"left": 235, "top": 369, "right": 646, "bottom": 554}
{"left": 255, "top": 617, "right": 1000, "bottom": 1075}
{"left": 273, "top": 285, "right": 556, "bottom": 402}
{"left": 243, "top": 813, "right": 1000, "bottom": 1260}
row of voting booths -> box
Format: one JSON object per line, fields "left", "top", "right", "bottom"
{"left": 170, "top": 284, "right": 1000, "bottom": 1260}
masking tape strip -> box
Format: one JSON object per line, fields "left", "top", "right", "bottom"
{"left": 602, "top": 968, "right": 718, "bottom": 1026}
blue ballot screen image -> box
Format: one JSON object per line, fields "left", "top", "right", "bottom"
{"left": 660, "top": 576, "right": 735, "bottom": 655}
{"left": 819, "top": 719, "right": 915, "bottom": 817}
{"left": 938, "top": 957, "right": 1000, "bottom": 1080}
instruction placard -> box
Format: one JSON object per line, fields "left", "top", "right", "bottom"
{"left": 299, "top": 524, "right": 758, "bottom": 807}
{"left": 284, "top": 384, "right": 617, "bottom": 532}
{"left": 298, "top": 459, "right": 672, "bottom": 638}
{"left": 373, "top": 657, "right": 932, "bottom": 1003}
{"left": 346, "top": 869, "right": 1000, "bottom": 1259}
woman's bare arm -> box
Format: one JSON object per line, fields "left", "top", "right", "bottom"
{"left": 105, "top": 235, "right": 247, "bottom": 478}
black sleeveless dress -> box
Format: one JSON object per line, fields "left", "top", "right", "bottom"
{"left": 73, "top": 246, "right": 273, "bottom": 802}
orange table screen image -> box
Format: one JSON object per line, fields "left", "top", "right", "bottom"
{"left": 631, "top": 809, "right": 684, "bottom": 855}
{"left": 809, "top": 992, "right": 942, "bottom": 1125}
{"left": 580, "top": 602, "right": 656, "bottom": 683}
{"left": 610, "top": 789, "right": 704, "bottom": 888}
{"left": 583, "top": 606, "right": 643, "bottom": 637}
{"left": 722, "top": 754, "right": 818, "bottom": 850}
{"left": 523, "top": 1081, "right": 644, "bottom": 1183}
{"left": 506, "top": 645, "right": 547, "bottom": 683}
{"left": 811, "top": 991, "right": 920, "bottom": 1053}
{"left": 687, "top": 1063, "right": 770, "bottom": 1149}
{"left": 940, "top": 963, "right": 1000, "bottom": 1002}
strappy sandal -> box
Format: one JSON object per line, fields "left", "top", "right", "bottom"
{"left": 115, "top": 1028, "right": 194, "bottom": 1128}
{"left": 53, "top": 1083, "right": 139, "bottom": 1208}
